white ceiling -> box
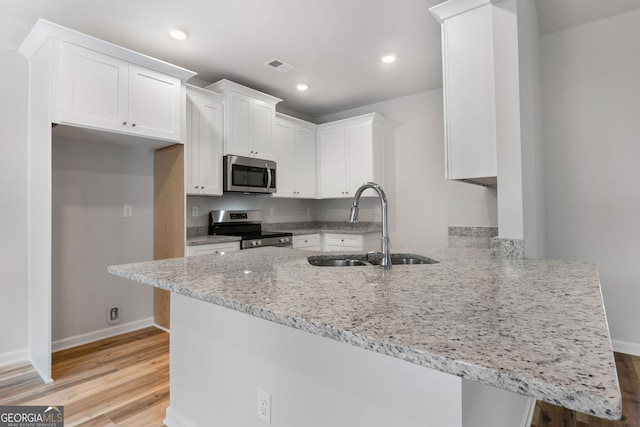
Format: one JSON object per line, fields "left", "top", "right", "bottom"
{"left": 1, "top": 0, "right": 639, "bottom": 119}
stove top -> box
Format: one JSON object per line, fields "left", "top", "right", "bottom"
{"left": 208, "top": 210, "right": 292, "bottom": 249}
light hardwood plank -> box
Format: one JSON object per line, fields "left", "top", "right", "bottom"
{"left": 532, "top": 352, "right": 640, "bottom": 427}
{"left": 0, "top": 327, "right": 169, "bottom": 427}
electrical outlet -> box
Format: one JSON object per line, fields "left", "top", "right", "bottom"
{"left": 269, "top": 207, "right": 275, "bottom": 216}
{"left": 374, "top": 205, "right": 381, "bottom": 215}
{"left": 123, "top": 205, "right": 133, "bottom": 218}
{"left": 192, "top": 206, "right": 199, "bottom": 217}
{"left": 257, "top": 389, "right": 271, "bottom": 425}
{"left": 107, "top": 307, "right": 120, "bottom": 325}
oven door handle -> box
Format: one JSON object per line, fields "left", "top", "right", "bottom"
{"left": 265, "top": 163, "right": 272, "bottom": 191}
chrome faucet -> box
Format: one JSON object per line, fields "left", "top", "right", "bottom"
{"left": 349, "top": 182, "right": 392, "bottom": 269}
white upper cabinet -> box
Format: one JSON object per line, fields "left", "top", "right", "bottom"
{"left": 55, "top": 42, "right": 182, "bottom": 143}
{"left": 317, "top": 113, "right": 385, "bottom": 198}
{"left": 272, "top": 114, "right": 317, "bottom": 198}
{"left": 430, "top": 0, "right": 499, "bottom": 186}
{"left": 206, "top": 79, "right": 281, "bottom": 160}
{"left": 185, "top": 86, "right": 224, "bottom": 196}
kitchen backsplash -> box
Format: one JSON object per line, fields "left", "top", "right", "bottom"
{"left": 186, "top": 194, "right": 381, "bottom": 228}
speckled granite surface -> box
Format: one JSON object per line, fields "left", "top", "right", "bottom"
{"left": 108, "top": 246, "right": 621, "bottom": 419}
{"left": 448, "top": 226, "right": 498, "bottom": 249}
{"left": 263, "top": 221, "right": 382, "bottom": 235}
{"left": 491, "top": 237, "right": 525, "bottom": 259}
{"left": 186, "top": 235, "right": 242, "bottom": 246}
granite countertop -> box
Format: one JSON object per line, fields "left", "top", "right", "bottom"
{"left": 108, "top": 246, "right": 621, "bottom": 419}
{"left": 186, "top": 221, "right": 382, "bottom": 246}
{"left": 263, "top": 221, "right": 382, "bottom": 236}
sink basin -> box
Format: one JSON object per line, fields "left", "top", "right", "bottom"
{"left": 369, "top": 255, "right": 439, "bottom": 265}
{"left": 307, "top": 257, "right": 368, "bottom": 267}
{"left": 307, "top": 253, "right": 438, "bottom": 267}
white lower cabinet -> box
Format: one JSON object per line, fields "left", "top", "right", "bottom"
{"left": 185, "top": 242, "right": 240, "bottom": 256}
{"left": 292, "top": 234, "right": 321, "bottom": 251}
{"left": 322, "top": 233, "right": 379, "bottom": 252}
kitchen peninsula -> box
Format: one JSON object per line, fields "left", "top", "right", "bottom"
{"left": 109, "top": 246, "right": 621, "bottom": 427}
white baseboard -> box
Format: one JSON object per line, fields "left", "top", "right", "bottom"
{"left": 164, "top": 407, "right": 197, "bottom": 427}
{"left": 520, "top": 397, "right": 536, "bottom": 427}
{"left": 0, "top": 347, "right": 29, "bottom": 368}
{"left": 51, "top": 317, "right": 155, "bottom": 352}
{"left": 154, "top": 323, "right": 170, "bottom": 334}
{"left": 612, "top": 339, "right": 640, "bottom": 356}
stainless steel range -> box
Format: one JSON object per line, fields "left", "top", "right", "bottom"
{"left": 209, "top": 210, "right": 292, "bottom": 249}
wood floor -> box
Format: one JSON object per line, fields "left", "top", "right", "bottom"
{"left": 0, "top": 327, "right": 169, "bottom": 427}
{"left": 0, "top": 328, "right": 638, "bottom": 427}
{"left": 531, "top": 352, "right": 640, "bottom": 427}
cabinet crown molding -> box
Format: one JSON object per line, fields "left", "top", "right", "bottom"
{"left": 19, "top": 19, "right": 196, "bottom": 80}
{"left": 429, "top": 0, "right": 506, "bottom": 23}
{"left": 186, "top": 84, "right": 226, "bottom": 102}
{"left": 316, "top": 112, "right": 386, "bottom": 130}
{"left": 206, "top": 79, "right": 282, "bottom": 105}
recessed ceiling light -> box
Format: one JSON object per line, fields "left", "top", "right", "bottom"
{"left": 382, "top": 55, "right": 397, "bottom": 63}
{"left": 169, "top": 29, "right": 188, "bottom": 40}
{"left": 296, "top": 83, "right": 309, "bottom": 91}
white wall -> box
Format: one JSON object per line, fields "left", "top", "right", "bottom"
{"left": 0, "top": 50, "right": 29, "bottom": 363}
{"left": 541, "top": 9, "right": 640, "bottom": 350}
{"left": 52, "top": 137, "right": 154, "bottom": 342}
{"left": 517, "top": 0, "right": 545, "bottom": 259}
{"left": 317, "top": 90, "right": 497, "bottom": 248}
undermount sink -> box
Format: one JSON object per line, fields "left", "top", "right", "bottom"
{"left": 308, "top": 258, "right": 368, "bottom": 267}
{"left": 307, "top": 254, "right": 439, "bottom": 267}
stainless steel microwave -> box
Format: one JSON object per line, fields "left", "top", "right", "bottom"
{"left": 223, "top": 155, "right": 276, "bottom": 194}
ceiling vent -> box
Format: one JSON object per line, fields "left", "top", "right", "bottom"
{"left": 265, "top": 58, "right": 294, "bottom": 73}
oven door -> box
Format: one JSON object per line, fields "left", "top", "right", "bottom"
{"left": 223, "top": 155, "right": 276, "bottom": 193}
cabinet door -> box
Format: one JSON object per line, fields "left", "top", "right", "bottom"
{"left": 252, "top": 100, "right": 275, "bottom": 160}
{"left": 318, "top": 128, "right": 348, "bottom": 198}
{"left": 186, "top": 91, "right": 223, "bottom": 196}
{"left": 295, "top": 127, "right": 317, "bottom": 198}
{"left": 441, "top": 4, "right": 497, "bottom": 181}
{"left": 272, "top": 120, "right": 296, "bottom": 197}
{"left": 292, "top": 234, "right": 321, "bottom": 250}
{"left": 186, "top": 242, "right": 240, "bottom": 256}
{"left": 197, "top": 98, "right": 224, "bottom": 195}
{"left": 345, "top": 122, "right": 374, "bottom": 195}
{"left": 128, "top": 64, "right": 182, "bottom": 142}
{"left": 185, "top": 96, "right": 200, "bottom": 193}
{"left": 226, "top": 92, "right": 253, "bottom": 157}
{"left": 58, "top": 42, "right": 128, "bottom": 131}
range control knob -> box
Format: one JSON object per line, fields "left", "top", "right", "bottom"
{"left": 279, "top": 237, "right": 290, "bottom": 243}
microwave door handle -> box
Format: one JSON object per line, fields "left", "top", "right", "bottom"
{"left": 265, "top": 163, "right": 272, "bottom": 191}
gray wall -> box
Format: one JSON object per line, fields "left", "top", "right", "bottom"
{"left": 541, "top": 9, "right": 640, "bottom": 349}
{"left": 317, "top": 89, "right": 497, "bottom": 247}
{"left": 52, "top": 137, "right": 154, "bottom": 342}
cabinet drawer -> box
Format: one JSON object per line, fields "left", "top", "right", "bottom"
{"left": 292, "top": 234, "right": 320, "bottom": 250}
{"left": 185, "top": 242, "right": 240, "bottom": 256}
{"left": 323, "top": 234, "right": 363, "bottom": 249}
